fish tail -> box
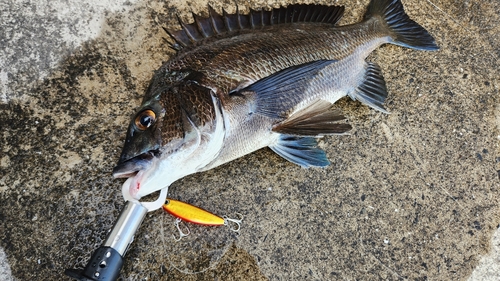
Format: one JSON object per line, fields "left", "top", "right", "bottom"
{"left": 365, "top": 0, "right": 439, "bottom": 51}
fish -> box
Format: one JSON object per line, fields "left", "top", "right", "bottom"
{"left": 112, "top": 0, "right": 438, "bottom": 210}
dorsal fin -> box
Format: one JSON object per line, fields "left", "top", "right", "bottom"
{"left": 165, "top": 4, "right": 345, "bottom": 50}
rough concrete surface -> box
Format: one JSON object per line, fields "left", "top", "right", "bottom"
{"left": 1, "top": 0, "right": 499, "bottom": 280}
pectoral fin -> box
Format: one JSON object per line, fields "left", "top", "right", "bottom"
{"left": 237, "top": 60, "right": 337, "bottom": 118}
{"left": 272, "top": 100, "right": 352, "bottom": 136}
{"left": 269, "top": 135, "right": 329, "bottom": 168}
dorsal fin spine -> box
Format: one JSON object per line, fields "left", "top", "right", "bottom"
{"left": 176, "top": 15, "right": 188, "bottom": 39}
{"left": 310, "top": 7, "right": 321, "bottom": 22}
{"left": 292, "top": 6, "right": 300, "bottom": 22}
{"left": 222, "top": 8, "right": 229, "bottom": 30}
{"left": 326, "top": 8, "right": 336, "bottom": 23}
{"left": 162, "top": 27, "right": 182, "bottom": 49}
{"left": 286, "top": 5, "right": 292, "bottom": 23}
{"left": 262, "top": 9, "right": 270, "bottom": 26}
{"left": 222, "top": 8, "right": 235, "bottom": 32}
{"left": 236, "top": 6, "right": 241, "bottom": 29}
{"left": 323, "top": 7, "right": 331, "bottom": 21}
{"left": 177, "top": 15, "right": 196, "bottom": 42}
{"left": 208, "top": 5, "right": 224, "bottom": 34}
{"left": 193, "top": 13, "right": 207, "bottom": 38}
{"left": 279, "top": 6, "right": 286, "bottom": 23}
{"left": 249, "top": 8, "right": 258, "bottom": 28}
{"left": 296, "top": 7, "right": 306, "bottom": 22}
{"left": 237, "top": 7, "right": 247, "bottom": 29}
{"left": 303, "top": 6, "right": 312, "bottom": 21}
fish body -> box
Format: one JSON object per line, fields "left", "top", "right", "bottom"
{"left": 113, "top": 0, "right": 438, "bottom": 209}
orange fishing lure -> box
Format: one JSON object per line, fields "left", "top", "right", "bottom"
{"left": 163, "top": 198, "right": 242, "bottom": 240}
{"left": 162, "top": 198, "right": 226, "bottom": 226}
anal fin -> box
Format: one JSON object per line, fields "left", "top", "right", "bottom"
{"left": 273, "top": 100, "right": 352, "bottom": 136}
{"left": 350, "top": 62, "right": 389, "bottom": 113}
{"left": 269, "top": 135, "right": 329, "bottom": 168}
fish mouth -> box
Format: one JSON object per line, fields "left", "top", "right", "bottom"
{"left": 112, "top": 151, "right": 158, "bottom": 178}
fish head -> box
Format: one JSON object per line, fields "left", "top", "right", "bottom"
{"left": 112, "top": 77, "right": 225, "bottom": 202}
{"left": 113, "top": 101, "right": 165, "bottom": 178}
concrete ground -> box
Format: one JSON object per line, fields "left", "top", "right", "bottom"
{"left": 1, "top": 0, "right": 499, "bottom": 280}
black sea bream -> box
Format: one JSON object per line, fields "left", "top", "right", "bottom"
{"left": 112, "top": 0, "right": 438, "bottom": 210}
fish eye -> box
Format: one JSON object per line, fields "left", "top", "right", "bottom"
{"left": 135, "top": 109, "right": 156, "bottom": 131}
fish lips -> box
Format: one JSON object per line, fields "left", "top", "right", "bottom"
{"left": 112, "top": 152, "right": 156, "bottom": 178}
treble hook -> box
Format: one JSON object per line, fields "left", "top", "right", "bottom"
{"left": 173, "top": 218, "right": 191, "bottom": 241}
{"left": 224, "top": 213, "right": 243, "bottom": 232}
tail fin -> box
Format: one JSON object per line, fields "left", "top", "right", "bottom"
{"left": 365, "top": 0, "right": 439, "bottom": 51}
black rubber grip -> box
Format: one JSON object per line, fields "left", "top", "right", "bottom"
{"left": 65, "top": 246, "right": 123, "bottom": 281}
